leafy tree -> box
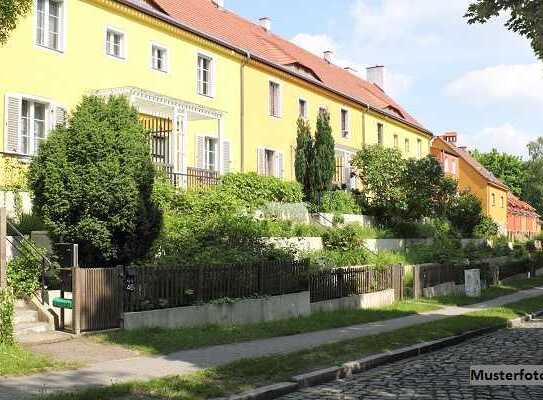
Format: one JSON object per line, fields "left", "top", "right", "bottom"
{"left": 0, "top": 0, "right": 32, "bottom": 45}
{"left": 294, "top": 118, "right": 313, "bottom": 199}
{"left": 473, "top": 215, "right": 500, "bottom": 239}
{"left": 446, "top": 191, "right": 484, "bottom": 237}
{"left": 523, "top": 137, "right": 543, "bottom": 214}
{"left": 351, "top": 145, "right": 406, "bottom": 223}
{"left": 312, "top": 110, "right": 336, "bottom": 198}
{"left": 471, "top": 148, "right": 526, "bottom": 196}
{"left": 402, "top": 156, "right": 458, "bottom": 221}
{"left": 29, "top": 96, "right": 162, "bottom": 267}
{"left": 465, "top": 0, "right": 543, "bottom": 61}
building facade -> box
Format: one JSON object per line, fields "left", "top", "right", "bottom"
{"left": 507, "top": 194, "right": 541, "bottom": 241}
{"left": 431, "top": 133, "right": 509, "bottom": 234}
{"left": 1, "top": 0, "right": 432, "bottom": 188}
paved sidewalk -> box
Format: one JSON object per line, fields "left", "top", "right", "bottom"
{"left": 1, "top": 286, "right": 543, "bottom": 399}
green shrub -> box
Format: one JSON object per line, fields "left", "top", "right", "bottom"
{"left": 319, "top": 190, "right": 360, "bottom": 214}
{"left": 0, "top": 288, "right": 14, "bottom": 346}
{"left": 29, "top": 96, "right": 162, "bottom": 267}
{"left": 473, "top": 216, "right": 500, "bottom": 239}
{"left": 323, "top": 224, "right": 392, "bottom": 250}
{"left": 259, "top": 220, "right": 328, "bottom": 238}
{"left": 307, "top": 248, "right": 369, "bottom": 269}
{"left": 8, "top": 212, "right": 47, "bottom": 235}
{"left": 368, "top": 251, "right": 407, "bottom": 268}
{"left": 407, "top": 237, "right": 464, "bottom": 264}
{"left": 221, "top": 173, "right": 303, "bottom": 207}
{"left": 447, "top": 191, "right": 483, "bottom": 238}
{"left": 7, "top": 253, "right": 42, "bottom": 298}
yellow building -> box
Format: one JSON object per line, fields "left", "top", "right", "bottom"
{"left": 1, "top": 0, "right": 432, "bottom": 188}
{"left": 431, "top": 133, "right": 508, "bottom": 234}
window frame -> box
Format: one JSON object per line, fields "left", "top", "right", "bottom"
{"left": 18, "top": 96, "right": 51, "bottom": 157}
{"left": 405, "top": 138, "right": 410, "bottom": 153}
{"left": 377, "top": 123, "right": 384, "bottom": 145}
{"left": 105, "top": 27, "right": 127, "bottom": 60}
{"left": 197, "top": 52, "right": 215, "bottom": 97}
{"left": 492, "top": 193, "right": 496, "bottom": 207}
{"left": 417, "top": 138, "right": 422, "bottom": 158}
{"left": 34, "top": 0, "right": 66, "bottom": 53}
{"left": 269, "top": 80, "right": 282, "bottom": 118}
{"left": 204, "top": 136, "right": 219, "bottom": 172}
{"left": 151, "top": 43, "right": 169, "bottom": 73}
{"left": 393, "top": 134, "right": 399, "bottom": 149}
{"left": 298, "top": 98, "right": 308, "bottom": 119}
{"left": 341, "top": 108, "right": 350, "bottom": 138}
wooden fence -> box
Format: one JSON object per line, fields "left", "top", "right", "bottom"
{"left": 309, "top": 265, "right": 404, "bottom": 303}
{"left": 123, "top": 261, "right": 309, "bottom": 312}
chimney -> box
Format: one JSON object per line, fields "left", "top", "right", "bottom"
{"left": 441, "top": 132, "right": 458, "bottom": 144}
{"left": 366, "top": 65, "right": 385, "bottom": 90}
{"left": 259, "top": 17, "right": 271, "bottom": 32}
{"left": 323, "top": 50, "right": 334, "bottom": 64}
{"left": 344, "top": 66, "right": 358, "bottom": 74}
{"left": 212, "top": 0, "right": 224, "bottom": 8}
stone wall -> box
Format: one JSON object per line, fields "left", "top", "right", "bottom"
{"left": 263, "top": 237, "right": 323, "bottom": 254}
{"left": 123, "top": 291, "right": 311, "bottom": 330}
{"left": 423, "top": 282, "right": 465, "bottom": 298}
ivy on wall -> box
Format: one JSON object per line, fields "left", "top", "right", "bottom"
{"left": 0, "top": 157, "right": 28, "bottom": 191}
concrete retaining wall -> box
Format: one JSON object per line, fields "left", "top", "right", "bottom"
{"left": 423, "top": 282, "right": 465, "bottom": 298}
{"left": 0, "top": 190, "right": 32, "bottom": 219}
{"left": 311, "top": 213, "right": 375, "bottom": 228}
{"left": 123, "top": 291, "right": 311, "bottom": 330}
{"left": 310, "top": 289, "right": 395, "bottom": 313}
{"left": 263, "top": 237, "right": 323, "bottom": 253}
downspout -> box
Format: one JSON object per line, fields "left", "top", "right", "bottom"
{"left": 240, "top": 50, "right": 251, "bottom": 173}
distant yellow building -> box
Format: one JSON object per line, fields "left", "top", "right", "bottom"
{"left": 1, "top": 0, "right": 432, "bottom": 189}
{"left": 431, "top": 133, "right": 508, "bottom": 234}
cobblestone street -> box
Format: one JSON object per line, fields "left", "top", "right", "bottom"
{"left": 280, "top": 320, "right": 543, "bottom": 400}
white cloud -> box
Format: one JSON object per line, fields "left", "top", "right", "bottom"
{"left": 445, "top": 63, "right": 543, "bottom": 106}
{"left": 461, "top": 124, "right": 538, "bottom": 158}
{"left": 290, "top": 32, "right": 413, "bottom": 98}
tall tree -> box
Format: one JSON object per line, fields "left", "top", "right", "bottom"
{"left": 523, "top": 137, "right": 543, "bottom": 214}
{"left": 0, "top": 0, "right": 32, "bottom": 45}
{"left": 471, "top": 148, "right": 526, "bottom": 196}
{"left": 465, "top": 0, "right": 543, "bottom": 61}
{"left": 312, "top": 110, "right": 336, "bottom": 198}
{"left": 294, "top": 117, "right": 313, "bottom": 200}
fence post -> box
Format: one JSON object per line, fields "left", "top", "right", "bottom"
{"left": 0, "top": 208, "right": 6, "bottom": 289}
{"left": 72, "top": 266, "right": 81, "bottom": 335}
{"left": 197, "top": 267, "right": 204, "bottom": 304}
{"left": 392, "top": 265, "right": 404, "bottom": 301}
{"left": 413, "top": 265, "right": 422, "bottom": 299}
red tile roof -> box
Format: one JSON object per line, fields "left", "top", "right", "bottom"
{"left": 508, "top": 193, "right": 540, "bottom": 217}
{"left": 118, "top": 0, "right": 427, "bottom": 132}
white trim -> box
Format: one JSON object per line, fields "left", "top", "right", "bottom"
{"left": 268, "top": 79, "right": 282, "bottom": 118}
{"left": 150, "top": 42, "right": 169, "bottom": 73}
{"left": 33, "top": 0, "right": 66, "bottom": 55}
{"left": 105, "top": 26, "right": 127, "bottom": 61}
{"left": 196, "top": 50, "right": 215, "bottom": 98}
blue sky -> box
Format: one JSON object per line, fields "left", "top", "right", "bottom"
{"left": 229, "top": 0, "right": 543, "bottom": 158}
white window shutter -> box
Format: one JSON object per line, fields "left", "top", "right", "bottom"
{"left": 4, "top": 94, "right": 21, "bottom": 153}
{"left": 55, "top": 105, "right": 67, "bottom": 128}
{"left": 222, "top": 140, "right": 231, "bottom": 174}
{"left": 276, "top": 152, "right": 284, "bottom": 179}
{"left": 257, "top": 148, "right": 265, "bottom": 175}
{"left": 196, "top": 136, "right": 205, "bottom": 169}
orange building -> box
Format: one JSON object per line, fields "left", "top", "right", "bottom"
{"left": 508, "top": 194, "right": 541, "bottom": 241}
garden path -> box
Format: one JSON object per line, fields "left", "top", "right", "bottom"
{"left": 1, "top": 286, "right": 543, "bottom": 399}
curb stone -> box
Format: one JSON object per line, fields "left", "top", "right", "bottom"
{"left": 213, "top": 310, "right": 543, "bottom": 400}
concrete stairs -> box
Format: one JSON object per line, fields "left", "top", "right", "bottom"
{"left": 14, "top": 299, "right": 54, "bottom": 341}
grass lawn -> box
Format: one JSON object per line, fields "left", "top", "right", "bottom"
{"left": 45, "top": 295, "right": 543, "bottom": 400}
{"left": 93, "top": 301, "right": 439, "bottom": 355}
{"left": 417, "top": 275, "right": 543, "bottom": 307}
{"left": 0, "top": 344, "right": 70, "bottom": 377}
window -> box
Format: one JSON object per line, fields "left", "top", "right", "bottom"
{"left": 319, "top": 106, "right": 328, "bottom": 117}
{"left": 151, "top": 45, "right": 168, "bottom": 72}
{"left": 106, "top": 29, "right": 125, "bottom": 59}
{"left": 492, "top": 193, "right": 496, "bottom": 207}
{"left": 264, "top": 149, "right": 275, "bottom": 176}
{"left": 258, "top": 148, "right": 283, "bottom": 178}
{"left": 269, "top": 81, "right": 281, "bottom": 117}
{"left": 393, "top": 134, "right": 399, "bottom": 149}
{"left": 501, "top": 196, "right": 505, "bottom": 208}
{"left": 205, "top": 137, "right": 218, "bottom": 171}
{"left": 299, "top": 99, "right": 307, "bottom": 119}
{"left": 417, "top": 139, "right": 422, "bottom": 157}
{"left": 377, "top": 123, "right": 384, "bottom": 145}
{"left": 451, "top": 159, "right": 457, "bottom": 175}
{"left": 341, "top": 109, "right": 350, "bottom": 138}
{"left": 36, "top": 0, "right": 64, "bottom": 51}
{"left": 405, "top": 138, "right": 410, "bottom": 153}
{"left": 20, "top": 99, "right": 47, "bottom": 156}
{"left": 198, "top": 54, "right": 214, "bottom": 96}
